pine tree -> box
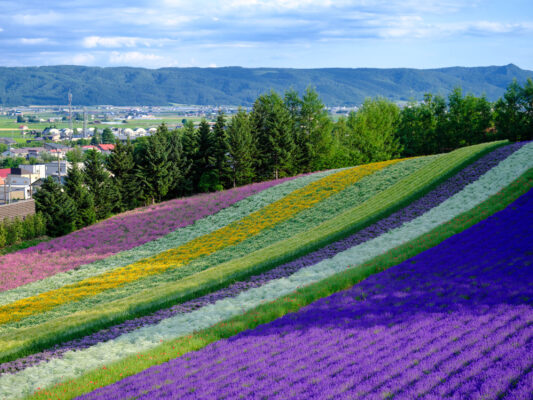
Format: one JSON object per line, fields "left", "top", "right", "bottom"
{"left": 227, "top": 109, "right": 255, "bottom": 187}
{"left": 212, "top": 112, "right": 231, "bottom": 189}
{"left": 64, "top": 162, "right": 96, "bottom": 228}
{"left": 33, "top": 177, "right": 76, "bottom": 237}
{"left": 298, "top": 87, "right": 333, "bottom": 171}
{"left": 164, "top": 128, "right": 187, "bottom": 199}
{"left": 180, "top": 120, "right": 198, "bottom": 195}
{"left": 251, "top": 91, "right": 295, "bottom": 180}
{"left": 90, "top": 130, "right": 101, "bottom": 145}
{"left": 135, "top": 125, "right": 174, "bottom": 203}
{"left": 195, "top": 119, "right": 216, "bottom": 192}
{"left": 107, "top": 139, "right": 138, "bottom": 210}
{"left": 101, "top": 127, "right": 115, "bottom": 144}
{"left": 83, "top": 149, "right": 117, "bottom": 220}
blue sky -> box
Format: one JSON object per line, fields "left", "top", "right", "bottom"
{"left": 0, "top": 0, "right": 532, "bottom": 69}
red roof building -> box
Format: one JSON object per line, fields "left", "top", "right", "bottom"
{"left": 98, "top": 144, "right": 115, "bottom": 152}
{"left": 0, "top": 168, "right": 11, "bottom": 179}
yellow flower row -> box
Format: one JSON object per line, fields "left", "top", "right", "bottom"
{"left": 0, "top": 160, "right": 403, "bottom": 325}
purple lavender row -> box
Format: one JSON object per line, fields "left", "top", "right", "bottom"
{"left": 77, "top": 186, "right": 533, "bottom": 400}
{"left": 0, "top": 142, "right": 524, "bottom": 376}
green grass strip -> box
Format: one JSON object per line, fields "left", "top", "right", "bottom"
{"left": 0, "top": 237, "right": 50, "bottom": 256}
{"left": 26, "top": 166, "right": 532, "bottom": 400}
{"left": 0, "top": 141, "right": 503, "bottom": 364}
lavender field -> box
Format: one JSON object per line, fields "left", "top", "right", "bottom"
{"left": 79, "top": 189, "right": 533, "bottom": 400}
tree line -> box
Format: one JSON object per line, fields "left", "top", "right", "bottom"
{"left": 34, "top": 79, "right": 532, "bottom": 237}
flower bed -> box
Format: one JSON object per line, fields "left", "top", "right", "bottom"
{"left": 0, "top": 169, "right": 338, "bottom": 305}
{"left": 3, "top": 157, "right": 430, "bottom": 331}
{"left": 0, "top": 177, "right": 303, "bottom": 291}
{"left": 74, "top": 185, "right": 533, "bottom": 400}
{"left": 0, "top": 160, "right": 398, "bottom": 326}
{"left": 0, "top": 142, "right": 504, "bottom": 366}
{"left": 0, "top": 142, "right": 521, "bottom": 376}
{"left": 2, "top": 143, "right": 530, "bottom": 399}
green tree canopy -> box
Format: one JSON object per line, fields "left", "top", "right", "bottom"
{"left": 34, "top": 176, "right": 76, "bottom": 237}
{"left": 345, "top": 98, "right": 402, "bottom": 164}
{"left": 227, "top": 109, "right": 255, "bottom": 187}
{"left": 64, "top": 162, "right": 96, "bottom": 228}
{"left": 251, "top": 91, "right": 295, "bottom": 180}
{"left": 83, "top": 149, "right": 117, "bottom": 219}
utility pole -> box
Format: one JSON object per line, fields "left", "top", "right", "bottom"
{"left": 57, "top": 149, "right": 61, "bottom": 184}
{"left": 83, "top": 107, "right": 88, "bottom": 138}
{"left": 68, "top": 90, "right": 73, "bottom": 139}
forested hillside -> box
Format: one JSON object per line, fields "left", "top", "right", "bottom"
{"left": 0, "top": 64, "right": 531, "bottom": 106}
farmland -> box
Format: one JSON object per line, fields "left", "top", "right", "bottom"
{"left": 0, "top": 140, "right": 531, "bottom": 399}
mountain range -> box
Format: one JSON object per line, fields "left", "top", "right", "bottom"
{"left": 0, "top": 64, "right": 531, "bottom": 106}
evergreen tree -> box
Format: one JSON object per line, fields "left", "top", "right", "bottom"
{"left": 83, "top": 149, "right": 117, "bottom": 220}
{"left": 212, "top": 112, "right": 231, "bottom": 189}
{"left": 33, "top": 177, "right": 76, "bottom": 237}
{"left": 101, "top": 127, "right": 115, "bottom": 144}
{"left": 299, "top": 87, "right": 334, "bottom": 171}
{"left": 227, "top": 109, "right": 255, "bottom": 187}
{"left": 283, "top": 89, "right": 304, "bottom": 169}
{"left": 135, "top": 124, "right": 175, "bottom": 203}
{"left": 107, "top": 138, "right": 139, "bottom": 210}
{"left": 195, "top": 119, "right": 216, "bottom": 192}
{"left": 251, "top": 91, "right": 295, "bottom": 180}
{"left": 64, "top": 162, "right": 96, "bottom": 228}
{"left": 90, "top": 130, "right": 101, "bottom": 145}
{"left": 162, "top": 125, "right": 186, "bottom": 199}
{"left": 180, "top": 120, "right": 198, "bottom": 195}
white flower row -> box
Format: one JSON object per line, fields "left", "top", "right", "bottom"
{"left": 0, "top": 169, "right": 339, "bottom": 307}
{"left": 1, "top": 143, "right": 531, "bottom": 399}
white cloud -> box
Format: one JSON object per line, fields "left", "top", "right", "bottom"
{"left": 108, "top": 51, "right": 164, "bottom": 66}
{"left": 82, "top": 36, "right": 174, "bottom": 49}
{"left": 19, "top": 38, "right": 51, "bottom": 45}
{"left": 83, "top": 36, "right": 142, "bottom": 49}
{"left": 71, "top": 53, "right": 96, "bottom": 65}
{"left": 13, "top": 11, "right": 62, "bottom": 26}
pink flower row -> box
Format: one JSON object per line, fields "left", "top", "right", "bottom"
{"left": 0, "top": 178, "right": 296, "bottom": 292}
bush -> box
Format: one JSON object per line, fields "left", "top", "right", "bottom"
{"left": 6, "top": 217, "right": 23, "bottom": 245}
{"left": 22, "top": 215, "right": 36, "bottom": 240}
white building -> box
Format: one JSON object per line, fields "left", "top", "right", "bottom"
{"left": 19, "top": 164, "right": 46, "bottom": 179}
{"left": 45, "top": 161, "right": 71, "bottom": 178}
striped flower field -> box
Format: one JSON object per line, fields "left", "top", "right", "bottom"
{"left": 0, "top": 140, "right": 532, "bottom": 400}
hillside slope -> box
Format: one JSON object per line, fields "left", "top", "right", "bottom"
{"left": 0, "top": 141, "right": 531, "bottom": 399}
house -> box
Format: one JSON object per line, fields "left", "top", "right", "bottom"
{"left": 44, "top": 143, "right": 70, "bottom": 159}
{"left": 0, "top": 168, "right": 11, "bottom": 185}
{"left": 42, "top": 128, "right": 61, "bottom": 142}
{"left": 0, "top": 138, "right": 16, "bottom": 145}
{"left": 98, "top": 144, "right": 115, "bottom": 155}
{"left": 26, "top": 147, "right": 45, "bottom": 160}
{"left": 19, "top": 164, "right": 46, "bottom": 179}
{"left": 45, "top": 161, "right": 71, "bottom": 178}
{"left": 82, "top": 145, "right": 100, "bottom": 152}
{"left": 0, "top": 175, "right": 32, "bottom": 201}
